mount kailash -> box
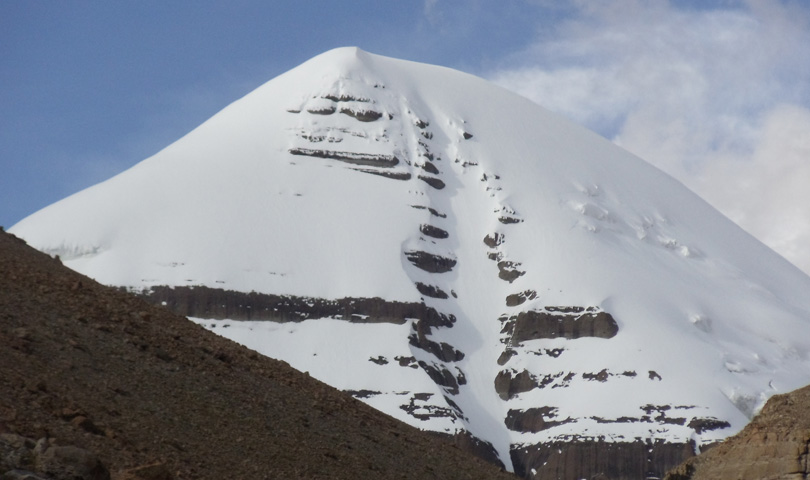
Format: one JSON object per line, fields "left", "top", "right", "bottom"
{"left": 10, "top": 47, "right": 810, "bottom": 479}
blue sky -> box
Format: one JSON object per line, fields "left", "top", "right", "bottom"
{"left": 2, "top": 0, "right": 809, "bottom": 274}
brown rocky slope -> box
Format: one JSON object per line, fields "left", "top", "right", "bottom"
{"left": 664, "top": 384, "right": 810, "bottom": 480}
{"left": 0, "top": 229, "right": 515, "bottom": 480}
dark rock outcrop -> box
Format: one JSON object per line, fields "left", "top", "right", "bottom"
{"left": 137, "top": 285, "right": 455, "bottom": 326}
{"left": 345, "top": 389, "right": 382, "bottom": 399}
{"left": 411, "top": 205, "right": 447, "bottom": 218}
{"left": 404, "top": 250, "right": 456, "bottom": 273}
{"left": 419, "top": 224, "right": 449, "bottom": 239}
{"left": 306, "top": 106, "right": 336, "bottom": 115}
{"left": 288, "top": 147, "right": 399, "bottom": 167}
{"left": 420, "top": 160, "right": 439, "bottom": 175}
{"left": 500, "top": 307, "right": 619, "bottom": 345}
{"left": 483, "top": 233, "right": 505, "bottom": 248}
{"left": 368, "top": 356, "right": 388, "bottom": 365}
{"left": 589, "top": 404, "right": 712, "bottom": 428}
{"left": 322, "top": 94, "right": 370, "bottom": 103}
{"left": 505, "top": 290, "right": 536, "bottom": 307}
{"left": 339, "top": 107, "right": 383, "bottom": 122}
{"left": 352, "top": 168, "right": 411, "bottom": 181}
{"left": 418, "top": 175, "right": 446, "bottom": 190}
{"left": 505, "top": 407, "right": 573, "bottom": 433}
{"left": 418, "top": 362, "right": 461, "bottom": 395}
{"left": 408, "top": 317, "right": 464, "bottom": 362}
{"left": 583, "top": 368, "right": 610, "bottom": 382}
{"left": 496, "top": 261, "right": 525, "bottom": 283}
{"left": 408, "top": 333, "right": 464, "bottom": 363}
{"left": 414, "top": 282, "right": 449, "bottom": 299}
{"left": 687, "top": 417, "right": 731, "bottom": 434}
{"left": 452, "top": 431, "right": 504, "bottom": 470}
{"left": 399, "top": 393, "right": 457, "bottom": 421}
{"left": 395, "top": 355, "right": 419, "bottom": 369}
{"left": 497, "top": 349, "right": 517, "bottom": 365}
{"left": 495, "top": 369, "right": 539, "bottom": 400}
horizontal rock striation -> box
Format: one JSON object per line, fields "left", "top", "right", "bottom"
{"left": 306, "top": 106, "right": 336, "bottom": 115}
{"left": 410, "top": 205, "right": 447, "bottom": 218}
{"left": 408, "top": 331, "right": 465, "bottom": 363}
{"left": 500, "top": 306, "right": 619, "bottom": 345}
{"left": 404, "top": 250, "right": 456, "bottom": 273}
{"left": 505, "top": 407, "right": 572, "bottom": 433}
{"left": 419, "top": 224, "right": 449, "bottom": 239}
{"left": 351, "top": 168, "right": 412, "bottom": 180}
{"left": 135, "top": 285, "right": 455, "bottom": 327}
{"left": 288, "top": 147, "right": 399, "bottom": 167}
{"left": 339, "top": 107, "right": 384, "bottom": 122}
{"left": 414, "top": 282, "right": 449, "bottom": 299}
{"left": 398, "top": 392, "right": 457, "bottom": 421}
{"left": 418, "top": 175, "right": 446, "bottom": 190}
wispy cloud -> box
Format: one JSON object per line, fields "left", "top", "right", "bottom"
{"left": 423, "top": 0, "right": 440, "bottom": 22}
{"left": 488, "top": 0, "right": 810, "bottom": 274}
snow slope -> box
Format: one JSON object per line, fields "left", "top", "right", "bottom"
{"left": 11, "top": 47, "right": 810, "bottom": 475}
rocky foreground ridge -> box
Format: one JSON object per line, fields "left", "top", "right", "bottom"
{"left": 0, "top": 229, "right": 515, "bottom": 480}
{"left": 665, "top": 383, "right": 810, "bottom": 480}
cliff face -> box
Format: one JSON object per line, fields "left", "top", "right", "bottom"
{"left": 665, "top": 384, "right": 810, "bottom": 480}
{"left": 142, "top": 285, "right": 699, "bottom": 478}
{"left": 513, "top": 439, "right": 696, "bottom": 480}
{"left": 136, "top": 285, "right": 698, "bottom": 479}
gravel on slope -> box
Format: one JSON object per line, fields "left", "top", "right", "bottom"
{"left": 0, "top": 230, "right": 514, "bottom": 480}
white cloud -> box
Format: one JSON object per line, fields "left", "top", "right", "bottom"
{"left": 488, "top": 0, "right": 810, "bottom": 275}
{"left": 422, "top": 0, "right": 442, "bottom": 26}
{"left": 696, "top": 104, "right": 810, "bottom": 274}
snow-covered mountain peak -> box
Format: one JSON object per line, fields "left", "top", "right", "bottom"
{"left": 10, "top": 49, "right": 810, "bottom": 478}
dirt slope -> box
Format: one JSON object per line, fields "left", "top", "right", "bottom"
{"left": 665, "top": 384, "right": 810, "bottom": 480}
{"left": 0, "top": 229, "right": 514, "bottom": 480}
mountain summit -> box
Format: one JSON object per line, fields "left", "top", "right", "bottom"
{"left": 11, "top": 47, "right": 810, "bottom": 478}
